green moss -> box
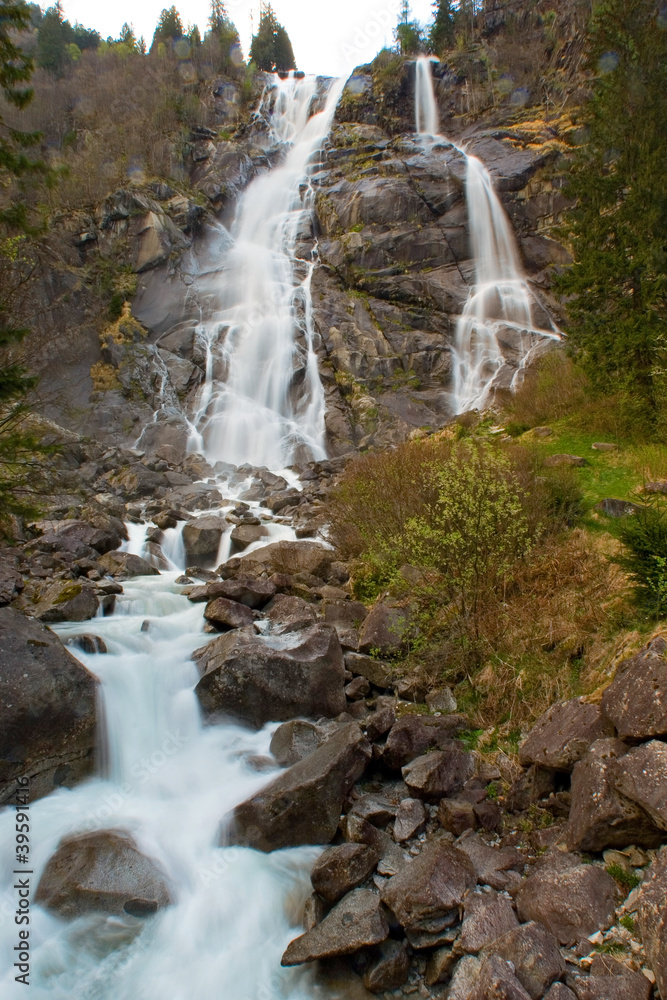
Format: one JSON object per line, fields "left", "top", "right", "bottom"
{"left": 53, "top": 583, "right": 82, "bottom": 604}
{"left": 606, "top": 864, "right": 641, "bottom": 891}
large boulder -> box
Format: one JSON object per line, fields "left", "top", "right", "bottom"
{"left": 402, "top": 743, "right": 475, "bottom": 801}
{"left": 193, "top": 624, "right": 346, "bottom": 727}
{"left": 380, "top": 840, "right": 476, "bottom": 933}
{"left": 636, "top": 846, "right": 667, "bottom": 999}
{"left": 468, "top": 955, "right": 532, "bottom": 1000}
{"left": 182, "top": 515, "right": 228, "bottom": 567}
{"left": 515, "top": 850, "right": 618, "bottom": 946}
{"left": 612, "top": 740, "right": 667, "bottom": 830}
{"left": 98, "top": 551, "right": 160, "bottom": 578}
{"left": 281, "top": 888, "right": 388, "bottom": 965}
{"left": 519, "top": 698, "right": 613, "bottom": 771}
{"left": 310, "top": 843, "right": 379, "bottom": 903}
{"left": 35, "top": 830, "right": 171, "bottom": 918}
{"left": 34, "top": 580, "right": 99, "bottom": 623}
{"left": 459, "top": 890, "right": 519, "bottom": 954}
{"left": 269, "top": 720, "right": 325, "bottom": 766}
{"left": 221, "top": 540, "right": 334, "bottom": 580}
{"left": 34, "top": 518, "right": 126, "bottom": 559}
{"left": 600, "top": 636, "right": 667, "bottom": 739}
{"left": 382, "top": 714, "right": 468, "bottom": 770}
{"left": 203, "top": 597, "right": 255, "bottom": 631}
{"left": 359, "top": 603, "right": 409, "bottom": 658}
{"left": 0, "top": 608, "right": 98, "bottom": 804}
{"left": 226, "top": 722, "right": 372, "bottom": 851}
{"left": 566, "top": 738, "right": 664, "bottom": 852}
{"left": 481, "top": 921, "right": 565, "bottom": 999}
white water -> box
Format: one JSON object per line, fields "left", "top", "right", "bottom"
{"left": 190, "top": 74, "right": 346, "bottom": 469}
{"left": 414, "top": 56, "right": 560, "bottom": 412}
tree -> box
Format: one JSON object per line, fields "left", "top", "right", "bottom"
{"left": 249, "top": 4, "right": 296, "bottom": 72}
{"left": 208, "top": 0, "right": 227, "bottom": 32}
{"left": 0, "top": 1, "right": 50, "bottom": 527}
{"left": 36, "top": 3, "right": 71, "bottom": 75}
{"left": 151, "top": 6, "right": 184, "bottom": 51}
{"left": 556, "top": 0, "right": 667, "bottom": 430}
{"left": 394, "top": 0, "right": 424, "bottom": 54}
{"left": 429, "top": 0, "right": 455, "bottom": 52}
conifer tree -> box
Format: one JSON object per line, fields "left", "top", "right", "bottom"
{"left": 151, "top": 6, "right": 184, "bottom": 51}
{"left": 249, "top": 4, "right": 296, "bottom": 72}
{"left": 556, "top": 0, "right": 667, "bottom": 429}
{"left": 430, "top": 0, "right": 455, "bottom": 52}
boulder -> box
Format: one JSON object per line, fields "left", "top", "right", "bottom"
{"left": 460, "top": 890, "right": 519, "bottom": 954}
{"left": 482, "top": 921, "right": 565, "bottom": 998}
{"left": 358, "top": 603, "right": 409, "bottom": 657}
{"left": 637, "top": 846, "right": 667, "bottom": 999}
{"left": 457, "top": 834, "right": 525, "bottom": 892}
{"left": 227, "top": 722, "right": 372, "bottom": 851}
{"left": 519, "top": 698, "right": 613, "bottom": 771}
{"left": 344, "top": 651, "right": 394, "bottom": 689}
{"left": 344, "top": 814, "right": 406, "bottom": 878}
{"left": 34, "top": 580, "right": 99, "bottom": 623}
{"left": 382, "top": 714, "right": 468, "bottom": 770}
{"left": 35, "top": 830, "right": 171, "bottom": 918}
{"left": 362, "top": 940, "right": 410, "bottom": 993}
{"left": 64, "top": 634, "right": 108, "bottom": 654}
{"left": 425, "top": 946, "right": 457, "bottom": 985}
{"left": 222, "top": 540, "right": 334, "bottom": 580}
{"left": 212, "top": 576, "right": 277, "bottom": 609}
{"left": 402, "top": 743, "right": 475, "bottom": 801}
{"left": 194, "top": 624, "right": 346, "bottom": 727}
{"left": 182, "top": 515, "right": 228, "bottom": 567}
{"left": 438, "top": 797, "right": 477, "bottom": 836}
{"left": 612, "top": 740, "right": 667, "bottom": 829}
{"left": 229, "top": 523, "right": 267, "bottom": 552}
{"left": 0, "top": 549, "right": 23, "bottom": 604}
{"left": 348, "top": 793, "right": 397, "bottom": 827}
{"left": 515, "top": 850, "right": 618, "bottom": 945}
{"left": 35, "top": 518, "right": 126, "bottom": 558}
{"left": 366, "top": 697, "right": 396, "bottom": 742}
{"left": 265, "top": 593, "right": 316, "bottom": 631}
{"left": 600, "top": 636, "right": 667, "bottom": 739}
{"left": 573, "top": 974, "right": 653, "bottom": 1000}
{"left": 281, "top": 888, "right": 388, "bottom": 965}
{"left": 448, "top": 956, "right": 483, "bottom": 1000}
{"left": 506, "top": 765, "right": 557, "bottom": 812}
{"left": 393, "top": 797, "right": 427, "bottom": 841}
{"left": 98, "top": 551, "right": 160, "bottom": 577}
{"left": 468, "top": 955, "right": 532, "bottom": 1000}
{"left": 203, "top": 596, "right": 255, "bottom": 631}
{"left": 567, "top": 738, "right": 664, "bottom": 851}
{"left": 0, "top": 607, "right": 98, "bottom": 804}
{"left": 269, "top": 720, "right": 325, "bottom": 766}
{"left": 310, "top": 843, "right": 380, "bottom": 903}
{"left": 380, "top": 840, "right": 476, "bottom": 933}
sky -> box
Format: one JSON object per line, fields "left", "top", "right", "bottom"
{"left": 58, "top": 0, "right": 436, "bottom": 77}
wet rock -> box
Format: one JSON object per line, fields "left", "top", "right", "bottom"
{"left": 519, "top": 698, "right": 613, "bottom": 772}
{"left": 636, "top": 846, "right": 667, "bottom": 1000}
{"left": 0, "top": 607, "right": 98, "bottom": 804}
{"left": 303, "top": 892, "right": 329, "bottom": 931}
{"left": 344, "top": 813, "right": 406, "bottom": 877}
{"left": 600, "top": 636, "right": 667, "bottom": 739}
{"left": 380, "top": 840, "right": 476, "bottom": 933}
{"left": 482, "top": 921, "right": 564, "bottom": 998}
{"left": 381, "top": 714, "right": 468, "bottom": 770}
{"left": 214, "top": 575, "right": 277, "bottom": 609}
{"left": 264, "top": 593, "right": 316, "bottom": 631}
{"left": 35, "top": 830, "right": 171, "bottom": 919}
{"left": 281, "top": 888, "right": 388, "bottom": 965}
{"left": 402, "top": 743, "right": 475, "bottom": 801}
{"left": 506, "top": 765, "right": 557, "bottom": 812}
{"left": 438, "top": 797, "right": 477, "bottom": 836}
{"left": 393, "top": 797, "right": 427, "bottom": 841}
{"left": 310, "top": 843, "right": 380, "bottom": 902}
{"left": 612, "top": 739, "right": 667, "bottom": 829}
{"left": 64, "top": 634, "right": 108, "bottom": 654}
{"left": 229, "top": 523, "right": 267, "bottom": 552}
{"left": 182, "top": 515, "right": 228, "bottom": 567}
{"left": 98, "top": 551, "right": 160, "bottom": 577}
{"left": 468, "top": 955, "right": 532, "bottom": 1000}
{"left": 460, "top": 890, "right": 519, "bottom": 953}
{"left": 358, "top": 603, "right": 409, "bottom": 658}
{"left": 362, "top": 940, "right": 410, "bottom": 992}
{"left": 344, "top": 651, "right": 394, "bottom": 689}
{"left": 222, "top": 540, "right": 334, "bottom": 581}
{"left": 567, "top": 738, "right": 664, "bottom": 851}
{"left": 269, "top": 720, "right": 325, "bottom": 766}
{"left": 515, "top": 849, "right": 618, "bottom": 945}
{"left": 228, "top": 722, "right": 371, "bottom": 851}
{"left": 456, "top": 834, "right": 526, "bottom": 892}
{"left": 203, "top": 596, "right": 255, "bottom": 631}
{"left": 194, "top": 624, "right": 346, "bottom": 728}
{"left": 34, "top": 580, "right": 99, "bottom": 623}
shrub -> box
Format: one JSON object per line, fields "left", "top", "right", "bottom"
{"left": 616, "top": 497, "right": 667, "bottom": 618}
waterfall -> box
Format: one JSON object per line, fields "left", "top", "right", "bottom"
{"left": 191, "top": 73, "right": 345, "bottom": 470}
{"left": 414, "top": 56, "right": 560, "bottom": 413}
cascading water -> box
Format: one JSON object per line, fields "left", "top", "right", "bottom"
{"left": 190, "top": 74, "right": 345, "bottom": 470}
{"left": 414, "top": 56, "right": 560, "bottom": 412}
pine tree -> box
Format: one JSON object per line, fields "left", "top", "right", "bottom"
{"left": 36, "top": 3, "right": 73, "bottom": 75}
{"left": 151, "top": 6, "right": 184, "bottom": 51}
{"left": 430, "top": 0, "right": 455, "bottom": 52}
{"left": 249, "top": 4, "right": 296, "bottom": 72}
{"left": 208, "top": 0, "right": 227, "bottom": 33}
{"left": 556, "top": 0, "right": 667, "bottom": 430}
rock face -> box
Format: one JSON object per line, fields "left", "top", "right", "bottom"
{"left": 380, "top": 841, "right": 476, "bottom": 933}
{"left": 519, "top": 698, "right": 613, "bottom": 771}
{"left": 0, "top": 608, "right": 98, "bottom": 804}
{"left": 515, "top": 850, "right": 618, "bottom": 945}
{"left": 35, "top": 830, "right": 171, "bottom": 918}
{"left": 600, "top": 636, "right": 667, "bottom": 739}
{"left": 193, "top": 624, "right": 346, "bottom": 727}
{"left": 227, "top": 723, "right": 372, "bottom": 851}
{"left": 636, "top": 846, "right": 667, "bottom": 1000}
{"left": 281, "top": 888, "right": 388, "bottom": 965}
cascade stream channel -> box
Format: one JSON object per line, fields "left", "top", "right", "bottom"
{"left": 1, "top": 67, "right": 561, "bottom": 1000}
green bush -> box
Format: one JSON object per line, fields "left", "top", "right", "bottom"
{"left": 616, "top": 498, "right": 667, "bottom": 617}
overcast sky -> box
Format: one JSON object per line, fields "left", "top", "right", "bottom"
{"left": 58, "top": 0, "right": 435, "bottom": 76}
